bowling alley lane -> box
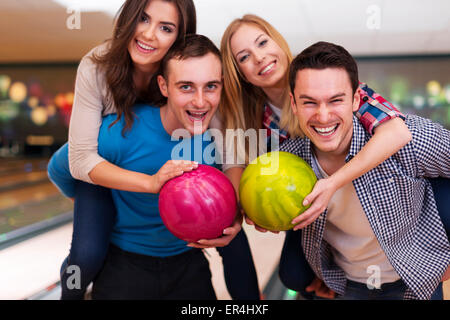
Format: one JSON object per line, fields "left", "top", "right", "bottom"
{"left": 1, "top": 180, "right": 62, "bottom": 208}
{"left": 0, "top": 183, "right": 72, "bottom": 234}
{"left": 0, "top": 158, "right": 48, "bottom": 176}
{"left": 0, "top": 155, "right": 73, "bottom": 241}
{"left": 0, "top": 169, "right": 49, "bottom": 192}
{"left": 1, "top": 0, "right": 450, "bottom": 300}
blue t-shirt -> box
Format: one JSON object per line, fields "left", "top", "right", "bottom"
{"left": 47, "top": 104, "right": 217, "bottom": 257}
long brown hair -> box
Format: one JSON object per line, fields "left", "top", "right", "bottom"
{"left": 91, "top": 0, "right": 196, "bottom": 132}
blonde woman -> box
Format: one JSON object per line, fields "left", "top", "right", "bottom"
{"left": 220, "top": 14, "right": 450, "bottom": 300}
{"left": 220, "top": 14, "right": 412, "bottom": 231}
{"left": 219, "top": 14, "right": 412, "bottom": 299}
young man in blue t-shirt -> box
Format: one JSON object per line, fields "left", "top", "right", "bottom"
{"left": 92, "top": 35, "right": 240, "bottom": 299}
{"left": 49, "top": 35, "right": 246, "bottom": 299}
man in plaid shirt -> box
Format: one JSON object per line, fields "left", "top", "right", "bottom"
{"left": 279, "top": 41, "right": 450, "bottom": 300}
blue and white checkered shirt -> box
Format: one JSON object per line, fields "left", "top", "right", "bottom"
{"left": 279, "top": 114, "right": 450, "bottom": 300}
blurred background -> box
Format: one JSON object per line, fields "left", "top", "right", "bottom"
{"left": 0, "top": 0, "right": 449, "bottom": 300}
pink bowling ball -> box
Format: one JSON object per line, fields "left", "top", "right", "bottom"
{"left": 158, "top": 164, "right": 237, "bottom": 242}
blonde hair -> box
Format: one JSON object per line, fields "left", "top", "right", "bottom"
{"left": 220, "top": 15, "right": 303, "bottom": 162}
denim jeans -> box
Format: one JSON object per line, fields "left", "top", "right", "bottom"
{"left": 279, "top": 229, "right": 316, "bottom": 299}
{"left": 430, "top": 177, "right": 450, "bottom": 238}
{"left": 337, "top": 280, "right": 443, "bottom": 300}
{"left": 216, "top": 230, "right": 260, "bottom": 299}
{"left": 337, "top": 279, "right": 407, "bottom": 300}
{"left": 279, "top": 178, "right": 450, "bottom": 300}
{"left": 60, "top": 180, "right": 260, "bottom": 300}
{"left": 60, "top": 180, "right": 116, "bottom": 300}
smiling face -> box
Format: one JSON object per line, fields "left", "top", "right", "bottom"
{"left": 157, "top": 53, "right": 223, "bottom": 135}
{"left": 128, "top": 0, "right": 179, "bottom": 74}
{"left": 230, "top": 23, "right": 289, "bottom": 90}
{"left": 290, "top": 68, "right": 360, "bottom": 157}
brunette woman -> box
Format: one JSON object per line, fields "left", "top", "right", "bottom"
{"left": 51, "top": 1, "right": 259, "bottom": 300}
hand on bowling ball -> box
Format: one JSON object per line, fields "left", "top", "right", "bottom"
{"left": 187, "top": 215, "right": 243, "bottom": 249}
{"left": 241, "top": 206, "right": 279, "bottom": 234}
{"left": 305, "top": 277, "right": 336, "bottom": 299}
{"left": 291, "top": 177, "right": 338, "bottom": 231}
{"left": 150, "top": 160, "right": 198, "bottom": 193}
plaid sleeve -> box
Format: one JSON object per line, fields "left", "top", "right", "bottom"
{"left": 406, "top": 115, "right": 450, "bottom": 178}
{"left": 279, "top": 137, "right": 305, "bottom": 157}
{"left": 355, "top": 82, "right": 405, "bottom": 135}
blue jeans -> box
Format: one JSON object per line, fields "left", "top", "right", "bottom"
{"left": 337, "top": 279, "right": 407, "bottom": 300}
{"left": 60, "top": 180, "right": 260, "bottom": 300}
{"left": 60, "top": 180, "right": 116, "bottom": 300}
{"left": 216, "top": 231, "right": 260, "bottom": 299}
{"left": 337, "top": 280, "right": 443, "bottom": 300}
{"left": 430, "top": 177, "right": 450, "bottom": 238}
{"left": 279, "top": 177, "right": 450, "bottom": 300}
{"left": 279, "top": 229, "right": 316, "bottom": 299}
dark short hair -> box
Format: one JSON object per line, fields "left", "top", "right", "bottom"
{"left": 289, "top": 41, "right": 359, "bottom": 97}
{"left": 160, "top": 34, "right": 221, "bottom": 79}
{"left": 149, "top": 34, "right": 221, "bottom": 106}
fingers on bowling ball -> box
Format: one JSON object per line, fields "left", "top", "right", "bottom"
{"left": 159, "top": 165, "right": 237, "bottom": 242}
{"left": 239, "top": 151, "right": 317, "bottom": 231}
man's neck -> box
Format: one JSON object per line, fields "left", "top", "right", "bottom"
{"left": 312, "top": 135, "right": 353, "bottom": 176}
{"left": 160, "top": 105, "right": 179, "bottom": 136}
{"left": 313, "top": 148, "right": 347, "bottom": 176}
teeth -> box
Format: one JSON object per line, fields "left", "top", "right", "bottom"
{"left": 315, "top": 125, "right": 336, "bottom": 133}
{"left": 187, "top": 111, "right": 207, "bottom": 119}
{"left": 314, "top": 125, "right": 338, "bottom": 135}
{"left": 137, "top": 40, "right": 155, "bottom": 51}
{"left": 260, "top": 62, "right": 275, "bottom": 75}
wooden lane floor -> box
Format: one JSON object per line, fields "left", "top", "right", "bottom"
{"left": 0, "top": 170, "right": 49, "bottom": 192}
{"left": 0, "top": 182, "right": 60, "bottom": 211}
{"left": 0, "top": 158, "right": 49, "bottom": 177}
{"left": 0, "top": 181, "right": 73, "bottom": 237}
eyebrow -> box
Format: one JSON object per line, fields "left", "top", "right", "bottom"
{"left": 142, "top": 12, "right": 177, "bottom": 27}
{"left": 161, "top": 21, "right": 177, "bottom": 28}
{"left": 254, "top": 33, "right": 265, "bottom": 44}
{"left": 298, "top": 93, "right": 346, "bottom": 100}
{"left": 236, "top": 33, "right": 266, "bottom": 57}
{"left": 175, "top": 80, "right": 222, "bottom": 86}
{"left": 175, "top": 81, "right": 193, "bottom": 86}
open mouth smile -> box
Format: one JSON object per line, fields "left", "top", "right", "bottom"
{"left": 186, "top": 110, "right": 208, "bottom": 122}
{"left": 258, "top": 61, "right": 276, "bottom": 76}
{"left": 312, "top": 124, "right": 339, "bottom": 137}
{"left": 136, "top": 40, "right": 156, "bottom": 53}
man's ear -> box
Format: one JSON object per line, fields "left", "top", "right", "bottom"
{"left": 157, "top": 75, "right": 169, "bottom": 98}
{"left": 352, "top": 88, "right": 361, "bottom": 112}
{"left": 290, "top": 92, "right": 298, "bottom": 115}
